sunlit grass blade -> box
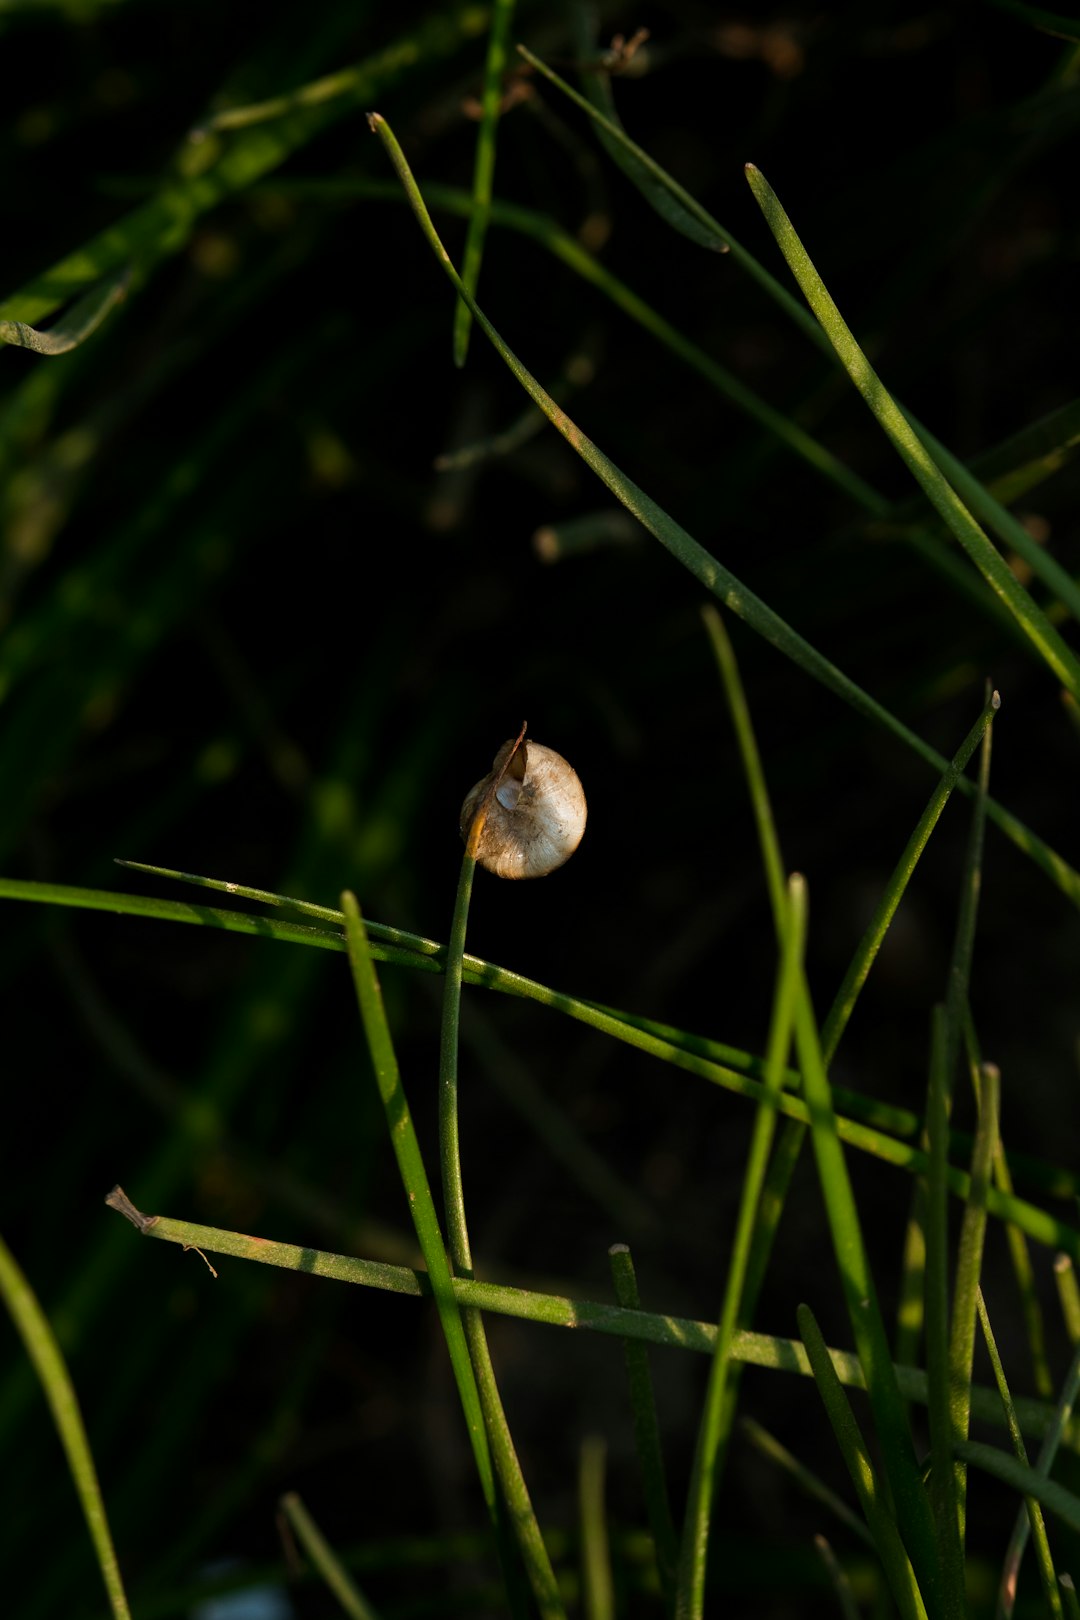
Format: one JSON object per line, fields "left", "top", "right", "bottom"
{"left": 740, "top": 1418, "right": 874, "bottom": 1549}
{"left": 1063, "top": 1574, "right": 1080, "bottom": 1620}
{"left": 278, "top": 1493, "right": 381, "bottom": 1620}
{"left": 0, "top": 1232, "right": 132, "bottom": 1620}
{"left": 949, "top": 1063, "right": 1000, "bottom": 1543}
{"left": 744, "top": 162, "right": 1080, "bottom": 695}
{"left": 105, "top": 1195, "right": 1080, "bottom": 1451}
{"left": 676, "top": 875, "right": 806, "bottom": 1620}
{"left": 999, "top": 1344, "right": 1080, "bottom": 1618}
{"left": 994, "top": 1139, "right": 1054, "bottom": 1400}
{"left": 338, "top": 892, "right": 501, "bottom": 1541}
{"left": 453, "top": 0, "right": 515, "bottom": 365}
{"left": 367, "top": 109, "right": 1080, "bottom": 911}
{"left": 579, "top": 1437, "right": 615, "bottom": 1620}
{"left": 976, "top": 1294, "right": 1063, "bottom": 1620}
{"left": 797, "top": 1305, "right": 929, "bottom": 1620}
{"left": 0, "top": 268, "right": 129, "bottom": 356}
{"left": 608, "top": 1243, "right": 677, "bottom": 1612}
{"left": 793, "top": 969, "right": 939, "bottom": 1600}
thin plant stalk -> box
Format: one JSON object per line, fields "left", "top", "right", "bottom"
{"left": 976, "top": 1295, "right": 1063, "bottom": 1620}
{"left": 278, "top": 1493, "right": 381, "bottom": 1620}
{"left": 1055, "top": 1255, "right": 1080, "bottom": 1345}
{"left": 999, "top": 1344, "right": 1080, "bottom": 1618}
{"left": 0, "top": 1231, "right": 132, "bottom": 1620}
{"left": 438, "top": 726, "right": 567, "bottom": 1620}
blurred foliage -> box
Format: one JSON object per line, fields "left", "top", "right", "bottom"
{"left": 1, "top": 1, "right": 1079, "bottom": 1615}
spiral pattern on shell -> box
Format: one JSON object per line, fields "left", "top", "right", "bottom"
{"left": 460, "top": 739, "right": 587, "bottom": 879}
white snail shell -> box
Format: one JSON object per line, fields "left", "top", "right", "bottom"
{"left": 460, "top": 739, "right": 587, "bottom": 879}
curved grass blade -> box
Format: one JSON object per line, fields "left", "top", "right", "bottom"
{"left": 675, "top": 875, "right": 806, "bottom": 1620}
{"left": 278, "top": 1493, "right": 381, "bottom": 1620}
{"left": 107, "top": 1194, "right": 1080, "bottom": 1451}
{"left": 976, "top": 1294, "right": 1063, "bottom": 1620}
{"left": 797, "top": 1305, "right": 929, "bottom": 1620}
{"left": 744, "top": 162, "right": 1080, "bottom": 696}
{"left": 366, "top": 111, "right": 1080, "bottom": 911}
{"left": 1055, "top": 1256, "right": 1080, "bottom": 1345}
{"left": 453, "top": 0, "right": 516, "bottom": 365}
{"left": 0, "top": 1232, "right": 132, "bottom": 1620}
{"left": 609, "top": 1244, "right": 677, "bottom": 1612}
{"left": 0, "top": 268, "right": 129, "bottom": 356}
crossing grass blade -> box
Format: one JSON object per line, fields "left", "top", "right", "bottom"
{"left": 453, "top": 0, "right": 515, "bottom": 365}
{"left": 0, "top": 268, "right": 130, "bottom": 356}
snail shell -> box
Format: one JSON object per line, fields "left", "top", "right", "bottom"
{"left": 460, "top": 739, "right": 587, "bottom": 879}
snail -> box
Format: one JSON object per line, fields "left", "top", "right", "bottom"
{"left": 460, "top": 733, "right": 587, "bottom": 879}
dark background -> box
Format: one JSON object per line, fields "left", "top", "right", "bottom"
{"left": 1, "top": 2, "right": 1079, "bottom": 1614}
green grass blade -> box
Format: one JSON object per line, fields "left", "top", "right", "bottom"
{"left": 0, "top": 1232, "right": 132, "bottom": 1620}
{"left": 278, "top": 1493, "right": 382, "bottom": 1620}
{"left": 743, "top": 162, "right": 1080, "bottom": 695}
{"left": 1000, "top": 1344, "right": 1080, "bottom": 1618}
{"left": 579, "top": 1437, "right": 615, "bottom": 1620}
{"left": 367, "top": 110, "right": 1080, "bottom": 911}
{"left": 959, "top": 1441, "right": 1080, "bottom": 1533}
{"left": 976, "top": 1294, "right": 1063, "bottom": 1620}
{"left": 0, "top": 268, "right": 129, "bottom": 356}
{"left": 949, "top": 1064, "right": 1000, "bottom": 1543}
{"left": 609, "top": 1244, "right": 678, "bottom": 1612}
{"left": 1062, "top": 1574, "right": 1080, "bottom": 1620}
{"left": 338, "top": 892, "right": 500, "bottom": 1530}
{"left": 106, "top": 1195, "right": 1080, "bottom": 1452}
{"left": 822, "top": 692, "right": 998, "bottom": 1067}
{"left": 1056, "top": 1256, "right": 1080, "bottom": 1344}
{"left": 740, "top": 1418, "right": 874, "bottom": 1549}
{"left": 676, "top": 875, "right": 806, "bottom": 1620}
{"left": 453, "top": 0, "right": 515, "bottom": 365}
{"left": 924, "top": 1008, "right": 965, "bottom": 1615}
{"left": 797, "top": 1305, "right": 929, "bottom": 1620}
{"left": 793, "top": 973, "right": 939, "bottom": 1602}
